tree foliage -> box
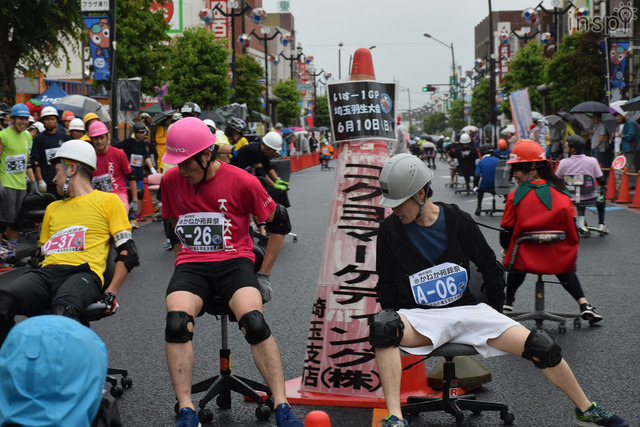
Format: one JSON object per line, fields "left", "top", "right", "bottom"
{"left": 163, "top": 26, "right": 232, "bottom": 109}
{"left": 500, "top": 41, "right": 546, "bottom": 115}
{"left": 0, "top": 0, "right": 83, "bottom": 102}
{"left": 470, "top": 78, "right": 491, "bottom": 126}
{"left": 314, "top": 94, "right": 330, "bottom": 128}
{"left": 234, "top": 54, "right": 264, "bottom": 113}
{"left": 545, "top": 31, "right": 605, "bottom": 112}
{"left": 272, "top": 79, "right": 301, "bottom": 126}
{"left": 447, "top": 99, "right": 465, "bottom": 130}
{"left": 116, "top": 0, "right": 170, "bottom": 96}
{"left": 423, "top": 112, "right": 447, "bottom": 134}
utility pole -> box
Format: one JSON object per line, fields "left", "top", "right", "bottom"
{"left": 488, "top": 0, "right": 497, "bottom": 145}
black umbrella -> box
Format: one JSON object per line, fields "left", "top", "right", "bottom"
{"left": 151, "top": 109, "right": 176, "bottom": 125}
{"left": 200, "top": 110, "right": 227, "bottom": 125}
{"left": 557, "top": 112, "right": 585, "bottom": 133}
{"left": 570, "top": 101, "right": 610, "bottom": 114}
{"left": 544, "top": 115, "right": 565, "bottom": 132}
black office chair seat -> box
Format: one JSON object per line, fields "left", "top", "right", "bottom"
{"left": 402, "top": 343, "right": 514, "bottom": 426}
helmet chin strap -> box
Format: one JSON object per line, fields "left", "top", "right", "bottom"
{"left": 411, "top": 183, "right": 430, "bottom": 221}
{"left": 193, "top": 146, "right": 218, "bottom": 195}
{"left": 61, "top": 161, "right": 76, "bottom": 197}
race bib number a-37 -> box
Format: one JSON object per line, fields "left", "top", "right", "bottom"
{"left": 41, "top": 225, "right": 88, "bottom": 256}
{"left": 175, "top": 212, "right": 225, "bottom": 252}
{"left": 409, "top": 262, "right": 468, "bottom": 307}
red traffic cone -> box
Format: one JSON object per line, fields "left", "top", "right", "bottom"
{"left": 304, "top": 410, "right": 331, "bottom": 426}
{"left": 630, "top": 174, "right": 640, "bottom": 209}
{"left": 350, "top": 48, "right": 376, "bottom": 80}
{"left": 605, "top": 168, "right": 617, "bottom": 201}
{"left": 140, "top": 179, "right": 155, "bottom": 218}
{"left": 615, "top": 168, "right": 631, "bottom": 204}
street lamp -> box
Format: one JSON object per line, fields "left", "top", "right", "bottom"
{"left": 250, "top": 26, "right": 282, "bottom": 119}
{"left": 424, "top": 33, "right": 457, "bottom": 100}
{"left": 279, "top": 41, "right": 303, "bottom": 80}
{"left": 338, "top": 42, "right": 344, "bottom": 79}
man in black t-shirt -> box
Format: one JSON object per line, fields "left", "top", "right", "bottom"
{"left": 31, "top": 106, "right": 70, "bottom": 195}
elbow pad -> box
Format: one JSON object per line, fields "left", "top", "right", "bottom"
{"left": 499, "top": 226, "right": 513, "bottom": 249}
{"left": 115, "top": 237, "right": 140, "bottom": 272}
{"left": 265, "top": 204, "right": 292, "bottom": 235}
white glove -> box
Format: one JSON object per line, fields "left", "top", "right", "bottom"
{"left": 256, "top": 272, "right": 273, "bottom": 303}
{"left": 473, "top": 186, "right": 478, "bottom": 193}
{"left": 150, "top": 167, "right": 159, "bottom": 175}
{"left": 129, "top": 201, "right": 139, "bottom": 214}
{"left": 38, "top": 180, "right": 47, "bottom": 193}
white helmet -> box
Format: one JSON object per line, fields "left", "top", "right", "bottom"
{"left": 68, "top": 118, "right": 85, "bottom": 132}
{"left": 378, "top": 153, "right": 434, "bottom": 208}
{"left": 40, "top": 106, "right": 59, "bottom": 118}
{"left": 262, "top": 131, "right": 283, "bottom": 151}
{"left": 52, "top": 139, "right": 97, "bottom": 171}
{"left": 30, "top": 122, "right": 45, "bottom": 133}
{"left": 460, "top": 133, "right": 471, "bottom": 144}
{"left": 202, "top": 119, "right": 216, "bottom": 132}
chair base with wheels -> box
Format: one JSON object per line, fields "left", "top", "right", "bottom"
{"left": 476, "top": 190, "right": 504, "bottom": 216}
{"left": 402, "top": 343, "right": 514, "bottom": 427}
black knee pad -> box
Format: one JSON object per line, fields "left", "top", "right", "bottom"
{"left": 0, "top": 292, "right": 18, "bottom": 327}
{"left": 165, "top": 311, "right": 194, "bottom": 343}
{"left": 49, "top": 304, "right": 80, "bottom": 319}
{"left": 137, "top": 189, "right": 144, "bottom": 201}
{"left": 522, "top": 329, "right": 562, "bottom": 369}
{"left": 238, "top": 310, "right": 271, "bottom": 345}
{"left": 369, "top": 308, "right": 404, "bottom": 348}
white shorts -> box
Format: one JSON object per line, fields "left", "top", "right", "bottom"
{"left": 399, "top": 303, "right": 520, "bottom": 358}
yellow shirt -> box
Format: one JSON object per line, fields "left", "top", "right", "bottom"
{"left": 39, "top": 190, "right": 131, "bottom": 286}
{"left": 155, "top": 126, "right": 168, "bottom": 170}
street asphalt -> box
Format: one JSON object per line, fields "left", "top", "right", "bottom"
{"left": 1, "top": 154, "right": 639, "bottom": 427}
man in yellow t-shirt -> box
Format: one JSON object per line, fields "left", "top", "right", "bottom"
{"left": 0, "top": 140, "right": 139, "bottom": 346}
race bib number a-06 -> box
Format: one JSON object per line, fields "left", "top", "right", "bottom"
{"left": 409, "top": 262, "right": 468, "bottom": 307}
{"left": 41, "top": 225, "right": 88, "bottom": 256}
{"left": 175, "top": 212, "right": 225, "bottom": 252}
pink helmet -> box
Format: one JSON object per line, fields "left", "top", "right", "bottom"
{"left": 88, "top": 121, "right": 109, "bottom": 137}
{"left": 163, "top": 117, "right": 216, "bottom": 164}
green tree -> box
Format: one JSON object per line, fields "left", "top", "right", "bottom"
{"left": 164, "top": 26, "right": 232, "bottom": 109}
{"left": 545, "top": 31, "right": 606, "bottom": 112}
{"left": 0, "top": 0, "right": 83, "bottom": 102}
{"left": 470, "top": 78, "right": 491, "bottom": 126}
{"left": 423, "top": 112, "right": 447, "bottom": 134}
{"left": 273, "top": 79, "right": 301, "bottom": 126}
{"left": 447, "top": 99, "right": 465, "bottom": 130}
{"left": 116, "top": 0, "right": 170, "bottom": 96}
{"left": 500, "top": 41, "right": 546, "bottom": 115}
{"left": 314, "top": 94, "right": 330, "bottom": 128}
{"left": 234, "top": 54, "right": 264, "bottom": 113}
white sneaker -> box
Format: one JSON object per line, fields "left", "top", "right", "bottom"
{"left": 597, "top": 224, "right": 609, "bottom": 234}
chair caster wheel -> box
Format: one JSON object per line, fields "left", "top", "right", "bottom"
{"left": 293, "top": 236, "right": 298, "bottom": 243}
{"left": 456, "top": 418, "right": 471, "bottom": 427}
{"left": 558, "top": 323, "right": 567, "bottom": 333}
{"left": 501, "top": 410, "right": 515, "bottom": 424}
{"left": 121, "top": 376, "right": 133, "bottom": 388}
{"left": 264, "top": 397, "right": 275, "bottom": 411}
{"left": 255, "top": 405, "right": 271, "bottom": 420}
{"left": 110, "top": 385, "right": 123, "bottom": 398}
{"left": 472, "top": 409, "right": 482, "bottom": 415}
{"left": 198, "top": 408, "right": 214, "bottom": 423}
{"left": 216, "top": 394, "right": 231, "bottom": 409}
{"left": 574, "top": 318, "right": 581, "bottom": 328}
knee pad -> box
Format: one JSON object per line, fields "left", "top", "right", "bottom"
{"left": 522, "top": 329, "right": 562, "bottom": 369}
{"left": 137, "top": 189, "right": 144, "bottom": 201}
{"left": 0, "top": 292, "right": 18, "bottom": 326}
{"left": 238, "top": 310, "right": 271, "bottom": 345}
{"left": 165, "top": 311, "right": 194, "bottom": 343}
{"left": 369, "top": 308, "right": 404, "bottom": 348}
{"left": 49, "top": 304, "right": 80, "bottom": 319}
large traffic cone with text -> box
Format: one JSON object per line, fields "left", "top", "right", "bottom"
{"left": 140, "top": 178, "right": 155, "bottom": 217}
{"left": 615, "top": 168, "right": 631, "bottom": 203}
{"left": 605, "top": 168, "right": 617, "bottom": 201}
{"left": 630, "top": 174, "right": 640, "bottom": 209}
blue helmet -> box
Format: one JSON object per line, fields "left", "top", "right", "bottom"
{"left": 10, "top": 103, "right": 30, "bottom": 118}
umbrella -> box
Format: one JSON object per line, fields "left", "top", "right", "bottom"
{"left": 621, "top": 95, "right": 640, "bottom": 111}
{"left": 608, "top": 104, "right": 625, "bottom": 116}
{"left": 200, "top": 110, "right": 227, "bottom": 125}
{"left": 557, "top": 112, "right": 585, "bottom": 133}
{"left": 544, "top": 115, "right": 565, "bottom": 132}
{"left": 461, "top": 125, "right": 478, "bottom": 132}
{"left": 309, "top": 126, "right": 329, "bottom": 132}
{"left": 280, "top": 128, "right": 295, "bottom": 134}
{"left": 571, "top": 113, "right": 592, "bottom": 133}
{"left": 531, "top": 111, "right": 544, "bottom": 121}
{"left": 501, "top": 124, "right": 515, "bottom": 135}
{"left": 151, "top": 109, "right": 176, "bottom": 125}
{"left": 570, "top": 101, "right": 610, "bottom": 114}
{"left": 603, "top": 116, "right": 618, "bottom": 135}
{"left": 53, "top": 95, "right": 111, "bottom": 123}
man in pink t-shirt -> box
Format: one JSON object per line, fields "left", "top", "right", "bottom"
{"left": 160, "top": 118, "right": 302, "bottom": 427}
{"left": 87, "top": 122, "right": 138, "bottom": 214}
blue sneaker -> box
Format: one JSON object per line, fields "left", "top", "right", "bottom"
{"left": 176, "top": 407, "right": 201, "bottom": 427}
{"left": 380, "top": 414, "right": 408, "bottom": 427}
{"left": 575, "top": 402, "right": 628, "bottom": 427}
{"left": 274, "top": 403, "right": 303, "bottom": 427}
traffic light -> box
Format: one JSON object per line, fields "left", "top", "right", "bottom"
{"left": 423, "top": 85, "right": 436, "bottom": 92}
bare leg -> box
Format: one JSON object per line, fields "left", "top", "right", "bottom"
{"left": 487, "top": 324, "right": 591, "bottom": 412}
{"left": 259, "top": 232, "right": 284, "bottom": 275}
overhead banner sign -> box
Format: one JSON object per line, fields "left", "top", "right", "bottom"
{"left": 84, "top": 16, "right": 110, "bottom": 81}
{"left": 509, "top": 88, "right": 533, "bottom": 141}
{"left": 328, "top": 81, "right": 396, "bottom": 143}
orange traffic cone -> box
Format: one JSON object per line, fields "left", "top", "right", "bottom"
{"left": 304, "top": 410, "right": 331, "bottom": 426}
{"left": 615, "top": 168, "right": 631, "bottom": 204}
{"left": 141, "top": 179, "right": 155, "bottom": 217}
{"left": 605, "top": 168, "right": 617, "bottom": 201}
{"left": 630, "top": 174, "right": 640, "bottom": 209}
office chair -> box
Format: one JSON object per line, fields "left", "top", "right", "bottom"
{"left": 563, "top": 174, "right": 607, "bottom": 237}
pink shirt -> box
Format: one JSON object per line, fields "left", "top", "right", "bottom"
{"left": 161, "top": 161, "right": 275, "bottom": 266}
{"left": 91, "top": 147, "right": 132, "bottom": 197}
{"left": 555, "top": 154, "right": 603, "bottom": 200}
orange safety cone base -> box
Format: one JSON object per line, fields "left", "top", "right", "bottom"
{"left": 630, "top": 175, "right": 640, "bottom": 208}
{"left": 605, "top": 169, "right": 617, "bottom": 201}
{"left": 615, "top": 168, "right": 631, "bottom": 204}
{"left": 141, "top": 180, "right": 155, "bottom": 217}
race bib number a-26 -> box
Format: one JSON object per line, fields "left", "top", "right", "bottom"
{"left": 175, "top": 212, "right": 225, "bottom": 252}
{"left": 409, "top": 262, "right": 468, "bottom": 307}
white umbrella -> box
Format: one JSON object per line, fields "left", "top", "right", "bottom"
{"left": 461, "top": 125, "right": 478, "bottom": 133}
{"left": 531, "top": 111, "right": 544, "bottom": 121}
{"left": 501, "top": 124, "right": 515, "bottom": 135}
{"left": 53, "top": 95, "right": 111, "bottom": 124}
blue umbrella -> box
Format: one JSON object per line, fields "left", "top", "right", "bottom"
{"left": 280, "top": 128, "right": 295, "bottom": 134}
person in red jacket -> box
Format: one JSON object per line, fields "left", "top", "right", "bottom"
{"left": 499, "top": 140, "right": 602, "bottom": 322}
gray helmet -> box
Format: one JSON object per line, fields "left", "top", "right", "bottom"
{"left": 378, "top": 153, "right": 434, "bottom": 208}
{"left": 132, "top": 122, "right": 146, "bottom": 134}
{"left": 567, "top": 134, "right": 586, "bottom": 155}
{"left": 180, "top": 102, "right": 201, "bottom": 117}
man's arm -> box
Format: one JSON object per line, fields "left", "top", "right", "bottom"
{"left": 259, "top": 207, "right": 285, "bottom": 274}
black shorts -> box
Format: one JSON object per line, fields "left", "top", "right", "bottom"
{"left": 166, "top": 257, "right": 258, "bottom": 313}
{"left": 0, "top": 263, "right": 102, "bottom": 316}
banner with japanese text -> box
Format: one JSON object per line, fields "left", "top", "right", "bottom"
{"left": 328, "top": 81, "right": 396, "bottom": 143}
{"left": 509, "top": 89, "right": 533, "bottom": 141}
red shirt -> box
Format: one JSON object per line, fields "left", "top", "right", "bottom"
{"left": 161, "top": 161, "right": 275, "bottom": 266}
{"left": 501, "top": 179, "right": 578, "bottom": 274}
{"left": 91, "top": 146, "right": 132, "bottom": 197}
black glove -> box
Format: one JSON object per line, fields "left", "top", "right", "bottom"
{"left": 99, "top": 292, "right": 119, "bottom": 314}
